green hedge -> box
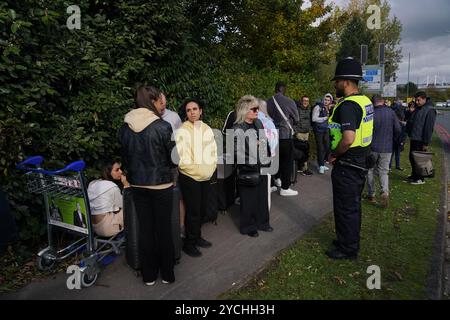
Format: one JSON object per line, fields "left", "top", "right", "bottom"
{"left": 0, "top": 1, "right": 324, "bottom": 243}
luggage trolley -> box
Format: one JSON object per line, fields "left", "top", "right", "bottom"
{"left": 17, "top": 156, "right": 124, "bottom": 288}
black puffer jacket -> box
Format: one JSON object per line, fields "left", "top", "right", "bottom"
{"left": 232, "top": 119, "right": 270, "bottom": 173}
{"left": 119, "top": 108, "right": 176, "bottom": 186}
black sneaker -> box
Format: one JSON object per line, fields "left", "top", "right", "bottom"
{"left": 183, "top": 245, "right": 202, "bottom": 257}
{"left": 325, "top": 248, "right": 357, "bottom": 260}
{"left": 396, "top": 167, "right": 405, "bottom": 171}
{"left": 410, "top": 179, "right": 425, "bottom": 185}
{"left": 196, "top": 238, "right": 212, "bottom": 248}
{"left": 300, "top": 169, "right": 313, "bottom": 176}
{"left": 247, "top": 230, "right": 259, "bottom": 238}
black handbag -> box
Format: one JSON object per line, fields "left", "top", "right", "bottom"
{"left": 237, "top": 170, "right": 260, "bottom": 186}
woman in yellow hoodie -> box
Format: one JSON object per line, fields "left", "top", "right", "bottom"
{"left": 176, "top": 99, "right": 218, "bottom": 257}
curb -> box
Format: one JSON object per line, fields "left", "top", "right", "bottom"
{"left": 426, "top": 132, "right": 449, "bottom": 299}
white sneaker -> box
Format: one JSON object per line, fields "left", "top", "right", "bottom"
{"left": 274, "top": 179, "right": 282, "bottom": 187}
{"left": 270, "top": 186, "right": 278, "bottom": 193}
{"left": 145, "top": 281, "right": 156, "bottom": 286}
{"left": 323, "top": 165, "right": 330, "bottom": 171}
{"left": 235, "top": 197, "right": 241, "bottom": 205}
{"left": 410, "top": 179, "right": 425, "bottom": 185}
{"left": 319, "top": 166, "right": 325, "bottom": 174}
{"left": 162, "top": 280, "right": 170, "bottom": 284}
{"left": 280, "top": 188, "right": 298, "bottom": 196}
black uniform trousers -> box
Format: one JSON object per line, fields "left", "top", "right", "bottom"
{"left": 132, "top": 186, "right": 175, "bottom": 283}
{"left": 239, "top": 175, "right": 270, "bottom": 234}
{"left": 331, "top": 163, "right": 367, "bottom": 255}
{"left": 409, "top": 140, "right": 426, "bottom": 180}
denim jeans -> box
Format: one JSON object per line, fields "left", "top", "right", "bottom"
{"left": 367, "top": 152, "right": 392, "bottom": 196}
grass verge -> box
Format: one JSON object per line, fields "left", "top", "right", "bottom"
{"left": 225, "top": 135, "right": 444, "bottom": 300}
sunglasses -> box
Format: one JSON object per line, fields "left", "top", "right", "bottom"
{"left": 250, "top": 107, "right": 259, "bottom": 113}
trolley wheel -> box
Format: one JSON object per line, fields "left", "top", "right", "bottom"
{"left": 36, "top": 255, "right": 56, "bottom": 271}
{"left": 81, "top": 272, "right": 98, "bottom": 288}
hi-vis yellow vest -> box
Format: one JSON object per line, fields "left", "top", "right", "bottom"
{"left": 328, "top": 95, "right": 374, "bottom": 151}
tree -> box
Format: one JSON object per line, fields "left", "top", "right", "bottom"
{"left": 397, "top": 82, "right": 418, "bottom": 99}
{"left": 336, "top": 15, "right": 374, "bottom": 63}
{"left": 338, "top": 0, "right": 402, "bottom": 79}
{"left": 188, "top": 0, "right": 335, "bottom": 73}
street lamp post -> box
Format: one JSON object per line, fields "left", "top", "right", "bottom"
{"left": 406, "top": 53, "right": 411, "bottom": 100}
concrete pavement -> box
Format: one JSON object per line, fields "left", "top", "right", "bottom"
{"left": 2, "top": 166, "right": 333, "bottom": 300}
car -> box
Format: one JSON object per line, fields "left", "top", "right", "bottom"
{"left": 436, "top": 102, "right": 446, "bottom": 107}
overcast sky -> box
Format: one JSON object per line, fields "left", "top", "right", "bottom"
{"left": 325, "top": 0, "right": 450, "bottom": 84}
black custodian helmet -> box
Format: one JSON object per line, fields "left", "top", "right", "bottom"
{"left": 331, "top": 57, "right": 364, "bottom": 81}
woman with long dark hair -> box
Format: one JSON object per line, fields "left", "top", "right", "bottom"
{"left": 119, "top": 85, "right": 176, "bottom": 286}
{"left": 87, "top": 160, "right": 129, "bottom": 237}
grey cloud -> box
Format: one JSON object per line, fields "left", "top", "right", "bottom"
{"left": 398, "top": 34, "right": 450, "bottom": 83}
{"left": 391, "top": 0, "right": 450, "bottom": 42}
{"left": 330, "top": 0, "right": 450, "bottom": 84}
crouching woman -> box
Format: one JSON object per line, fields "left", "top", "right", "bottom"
{"left": 88, "top": 160, "right": 129, "bottom": 237}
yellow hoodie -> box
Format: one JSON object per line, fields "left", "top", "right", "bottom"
{"left": 176, "top": 121, "right": 218, "bottom": 182}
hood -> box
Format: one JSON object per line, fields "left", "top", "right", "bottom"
{"left": 124, "top": 108, "right": 159, "bottom": 133}
{"left": 87, "top": 180, "right": 118, "bottom": 201}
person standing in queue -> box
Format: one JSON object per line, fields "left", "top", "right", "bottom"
{"left": 326, "top": 57, "right": 374, "bottom": 260}
{"left": 119, "top": 85, "right": 176, "bottom": 285}
{"left": 176, "top": 99, "right": 218, "bottom": 257}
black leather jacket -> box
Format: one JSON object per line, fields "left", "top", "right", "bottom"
{"left": 232, "top": 119, "right": 270, "bottom": 173}
{"left": 119, "top": 119, "right": 176, "bottom": 186}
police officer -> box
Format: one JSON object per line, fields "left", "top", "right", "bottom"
{"left": 326, "top": 58, "right": 374, "bottom": 260}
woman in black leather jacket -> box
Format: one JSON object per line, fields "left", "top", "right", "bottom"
{"left": 119, "top": 85, "right": 176, "bottom": 286}
{"left": 233, "top": 95, "right": 273, "bottom": 238}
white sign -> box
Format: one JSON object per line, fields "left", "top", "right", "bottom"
{"left": 362, "top": 65, "right": 384, "bottom": 93}
{"left": 383, "top": 82, "right": 397, "bottom": 97}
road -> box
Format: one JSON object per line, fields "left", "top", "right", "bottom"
{"left": 435, "top": 110, "right": 450, "bottom": 299}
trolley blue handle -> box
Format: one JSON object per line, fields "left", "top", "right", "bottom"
{"left": 17, "top": 156, "right": 86, "bottom": 174}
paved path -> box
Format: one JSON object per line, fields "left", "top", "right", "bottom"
{"left": 2, "top": 166, "right": 333, "bottom": 300}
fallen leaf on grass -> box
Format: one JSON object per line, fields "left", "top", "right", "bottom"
{"left": 393, "top": 272, "right": 403, "bottom": 281}
{"left": 333, "top": 276, "right": 346, "bottom": 285}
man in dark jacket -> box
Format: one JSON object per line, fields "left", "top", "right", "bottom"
{"left": 405, "top": 91, "right": 437, "bottom": 184}
{"left": 267, "top": 82, "right": 299, "bottom": 196}
{"left": 294, "top": 96, "right": 313, "bottom": 176}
